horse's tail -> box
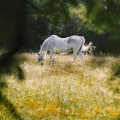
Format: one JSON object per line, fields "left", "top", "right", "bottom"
{"left": 77, "top": 37, "right": 85, "bottom": 54}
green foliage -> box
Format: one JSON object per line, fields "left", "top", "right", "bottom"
{"left": 41, "top": 0, "right": 79, "bottom": 25}
{"left": 112, "top": 63, "right": 120, "bottom": 77}
{"left": 27, "top": 13, "right": 49, "bottom": 48}
{"left": 51, "top": 14, "right": 83, "bottom": 36}
{"left": 84, "top": 0, "right": 120, "bottom": 39}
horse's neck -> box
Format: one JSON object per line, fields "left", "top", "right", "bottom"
{"left": 40, "top": 46, "right": 44, "bottom": 52}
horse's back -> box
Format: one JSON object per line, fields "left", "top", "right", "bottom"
{"left": 70, "top": 35, "right": 85, "bottom": 42}
{"left": 68, "top": 35, "right": 85, "bottom": 48}
{"left": 41, "top": 35, "right": 85, "bottom": 51}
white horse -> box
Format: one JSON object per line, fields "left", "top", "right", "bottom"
{"left": 38, "top": 35, "right": 92, "bottom": 65}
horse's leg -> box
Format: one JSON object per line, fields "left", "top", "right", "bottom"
{"left": 78, "top": 51, "right": 84, "bottom": 65}
{"left": 73, "top": 48, "right": 78, "bottom": 61}
{"left": 43, "top": 51, "right": 47, "bottom": 60}
{"left": 50, "top": 50, "right": 54, "bottom": 65}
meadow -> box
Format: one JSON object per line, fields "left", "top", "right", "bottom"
{"left": 0, "top": 52, "right": 120, "bottom": 120}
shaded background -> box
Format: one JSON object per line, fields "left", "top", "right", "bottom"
{"left": 0, "top": 0, "right": 120, "bottom": 55}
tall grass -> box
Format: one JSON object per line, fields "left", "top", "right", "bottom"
{"left": 0, "top": 53, "right": 120, "bottom": 120}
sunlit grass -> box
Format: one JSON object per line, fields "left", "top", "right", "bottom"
{"left": 0, "top": 53, "right": 120, "bottom": 119}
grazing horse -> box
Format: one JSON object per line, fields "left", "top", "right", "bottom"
{"left": 38, "top": 35, "right": 92, "bottom": 65}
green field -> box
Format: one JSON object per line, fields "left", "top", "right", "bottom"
{"left": 0, "top": 53, "right": 120, "bottom": 120}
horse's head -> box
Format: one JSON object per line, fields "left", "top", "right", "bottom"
{"left": 38, "top": 52, "right": 44, "bottom": 61}
{"left": 38, "top": 52, "right": 45, "bottom": 61}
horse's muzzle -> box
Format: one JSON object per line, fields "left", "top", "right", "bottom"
{"left": 38, "top": 58, "right": 42, "bottom": 61}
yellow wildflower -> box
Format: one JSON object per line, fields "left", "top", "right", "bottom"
{"left": 94, "top": 107, "right": 101, "bottom": 114}
{"left": 110, "top": 110, "right": 119, "bottom": 117}
{"left": 32, "top": 101, "right": 40, "bottom": 107}
{"left": 65, "top": 109, "right": 70, "bottom": 115}
{"left": 46, "top": 105, "right": 58, "bottom": 115}
{"left": 27, "top": 110, "right": 33, "bottom": 115}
